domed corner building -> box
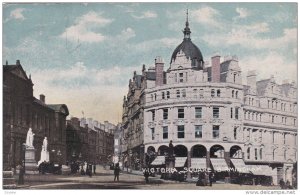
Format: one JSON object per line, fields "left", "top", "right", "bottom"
{"left": 121, "top": 13, "right": 297, "bottom": 186}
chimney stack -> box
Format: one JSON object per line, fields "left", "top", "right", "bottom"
{"left": 155, "top": 56, "right": 164, "bottom": 86}
{"left": 247, "top": 70, "right": 257, "bottom": 93}
{"left": 211, "top": 54, "right": 221, "bottom": 82}
{"left": 16, "top": 60, "right": 20, "bottom": 65}
{"left": 40, "top": 94, "right": 45, "bottom": 103}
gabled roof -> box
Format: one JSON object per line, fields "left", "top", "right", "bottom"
{"left": 48, "top": 104, "right": 69, "bottom": 116}
{"left": 3, "top": 64, "right": 31, "bottom": 82}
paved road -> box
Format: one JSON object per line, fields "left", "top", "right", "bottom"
{"left": 16, "top": 165, "right": 281, "bottom": 190}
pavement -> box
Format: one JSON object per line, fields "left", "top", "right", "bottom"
{"left": 13, "top": 165, "right": 281, "bottom": 190}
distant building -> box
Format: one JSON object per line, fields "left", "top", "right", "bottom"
{"left": 3, "top": 60, "right": 69, "bottom": 170}
{"left": 121, "top": 14, "right": 297, "bottom": 184}
{"left": 66, "top": 117, "right": 116, "bottom": 164}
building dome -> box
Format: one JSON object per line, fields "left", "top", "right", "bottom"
{"left": 170, "top": 10, "right": 204, "bottom": 69}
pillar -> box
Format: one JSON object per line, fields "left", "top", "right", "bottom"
{"left": 206, "top": 150, "right": 210, "bottom": 171}
{"left": 187, "top": 150, "right": 191, "bottom": 179}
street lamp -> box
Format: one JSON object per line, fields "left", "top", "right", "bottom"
{"left": 140, "top": 144, "right": 145, "bottom": 170}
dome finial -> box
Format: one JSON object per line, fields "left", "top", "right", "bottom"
{"left": 183, "top": 9, "right": 191, "bottom": 40}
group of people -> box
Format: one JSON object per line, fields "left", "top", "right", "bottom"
{"left": 279, "top": 179, "right": 293, "bottom": 189}
{"left": 196, "top": 171, "right": 215, "bottom": 186}
{"left": 38, "top": 161, "right": 62, "bottom": 174}
{"left": 67, "top": 161, "right": 97, "bottom": 177}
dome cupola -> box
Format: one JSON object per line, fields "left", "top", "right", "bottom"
{"left": 170, "top": 10, "right": 204, "bottom": 70}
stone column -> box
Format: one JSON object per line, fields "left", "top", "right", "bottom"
{"left": 206, "top": 150, "right": 210, "bottom": 171}
{"left": 187, "top": 150, "right": 191, "bottom": 179}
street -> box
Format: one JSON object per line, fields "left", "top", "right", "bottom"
{"left": 14, "top": 165, "right": 281, "bottom": 190}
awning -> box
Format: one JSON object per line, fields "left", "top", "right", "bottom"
{"left": 230, "top": 158, "right": 250, "bottom": 173}
{"left": 151, "top": 156, "right": 165, "bottom": 165}
{"left": 247, "top": 165, "right": 277, "bottom": 176}
{"left": 175, "top": 157, "right": 187, "bottom": 167}
{"left": 210, "top": 158, "right": 229, "bottom": 172}
{"left": 191, "top": 158, "right": 207, "bottom": 169}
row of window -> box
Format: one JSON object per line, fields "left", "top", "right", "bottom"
{"left": 267, "top": 99, "right": 296, "bottom": 113}
{"left": 151, "top": 107, "right": 220, "bottom": 121}
{"left": 247, "top": 147, "right": 295, "bottom": 161}
{"left": 150, "top": 125, "right": 220, "bottom": 140}
{"left": 150, "top": 88, "right": 240, "bottom": 101}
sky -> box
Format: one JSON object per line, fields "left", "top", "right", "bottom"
{"left": 2, "top": 2, "right": 298, "bottom": 124}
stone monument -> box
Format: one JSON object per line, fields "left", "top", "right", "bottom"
{"left": 24, "top": 128, "right": 38, "bottom": 174}
{"left": 38, "top": 137, "right": 49, "bottom": 166}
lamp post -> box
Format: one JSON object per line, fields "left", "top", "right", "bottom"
{"left": 128, "top": 149, "right": 132, "bottom": 172}
{"left": 140, "top": 144, "right": 145, "bottom": 170}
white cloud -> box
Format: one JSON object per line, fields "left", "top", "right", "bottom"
{"left": 191, "top": 6, "right": 221, "bottom": 27}
{"left": 131, "top": 11, "right": 157, "bottom": 19}
{"left": 117, "top": 28, "right": 136, "bottom": 41}
{"left": 5, "top": 8, "right": 26, "bottom": 22}
{"left": 240, "top": 52, "right": 297, "bottom": 83}
{"left": 30, "top": 62, "right": 142, "bottom": 123}
{"left": 236, "top": 7, "right": 250, "bottom": 19}
{"left": 60, "top": 11, "right": 112, "bottom": 43}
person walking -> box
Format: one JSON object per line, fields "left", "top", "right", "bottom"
{"left": 209, "top": 171, "right": 214, "bottom": 186}
{"left": 93, "top": 163, "right": 96, "bottom": 174}
{"left": 114, "top": 163, "right": 120, "bottom": 182}
{"left": 144, "top": 168, "right": 150, "bottom": 184}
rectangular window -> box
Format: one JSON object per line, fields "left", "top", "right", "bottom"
{"left": 163, "top": 126, "right": 168, "bottom": 139}
{"left": 162, "top": 92, "right": 165, "bottom": 99}
{"left": 235, "top": 107, "right": 239, "bottom": 119}
{"left": 213, "top": 107, "right": 219, "bottom": 118}
{"left": 195, "top": 125, "right": 202, "bottom": 138}
{"left": 167, "top": 91, "right": 170, "bottom": 99}
{"left": 175, "top": 73, "right": 177, "bottom": 82}
{"left": 177, "top": 125, "right": 185, "bottom": 138}
{"left": 231, "top": 108, "right": 233, "bottom": 119}
{"left": 178, "top": 108, "right": 184, "bottom": 119}
{"left": 151, "top": 110, "right": 155, "bottom": 121}
{"left": 163, "top": 109, "right": 168, "bottom": 120}
{"left": 213, "top": 125, "right": 219, "bottom": 139}
{"left": 176, "top": 90, "right": 180, "bottom": 98}
{"left": 199, "top": 89, "right": 204, "bottom": 98}
{"left": 255, "top": 148, "right": 258, "bottom": 160}
{"left": 234, "top": 127, "right": 237, "bottom": 140}
{"left": 151, "top": 128, "right": 155, "bottom": 140}
{"left": 195, "top": 107, "right": 202, "bottom": 118}
{"left": 179, "top": 73, "right": 184, "bottom": 83}
{"left": 182, "top": 89, "right": 186, "bottom": 97}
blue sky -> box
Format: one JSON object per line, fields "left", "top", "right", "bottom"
{"left": 3, "top": 3, "right": 297, "bottom": 124}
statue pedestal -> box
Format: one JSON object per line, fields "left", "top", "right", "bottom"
{"left": 38, "top": 150, "right": 49, "bottom": 166}
{"left": 25, "top": 147, "right": 38, "bottom": 174}
{"left": 165, "top": 156, "right": 175, "bottom": 180}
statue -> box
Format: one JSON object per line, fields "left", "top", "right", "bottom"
{"left": 168, "top": 140, "right": 174, "bottom": 157}
{"left": 26, "top": 128, "right": 35, "bottom": 147}
{"left": 42, "top": 137, "right": 48, "bottom": 151}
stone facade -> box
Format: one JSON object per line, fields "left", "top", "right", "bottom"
{"left": 3, "top": 61, "right": 69, "bottom": 170}
{"left": 66, "top": 117, "right": 115, "bottom": 164}
{"left": 121, "top": 16, "right": 297, "bottom": 184}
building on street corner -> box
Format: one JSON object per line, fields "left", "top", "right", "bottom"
{"left": 121, "top": 13, "right": 297, "bottom": 185}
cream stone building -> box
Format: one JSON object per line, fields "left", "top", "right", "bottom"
{"left": 121, "top": 14, "right": 297, "bottom": 185}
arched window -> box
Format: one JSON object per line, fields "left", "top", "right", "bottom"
{"left": 154, "top": 93, "right": 157, "bottom": 101}
{"left": 151, "top": 94, "right": 153, "bottom": 101}
{"left": 162, "top": 92, "right": 165, "bottom": 99}
{"left": 217, "top": 89, "right": 221, "bottom": 97}
{"left": 233, "top": 73, "right": 237, "bottom": 83}
{"left": 182, "top": 89, "right": 186, "bottom": 98}
{"left": 232, "top": 90, "right": 235, "bottom": 98}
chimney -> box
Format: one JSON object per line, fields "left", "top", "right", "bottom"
{"left": 40, "top": 94, "right": 45, "bottom": 103}
{"left": 155, "top": 56, "right": 164, "bottom": 86}
{"left": 211, "top": 54, "right": 221, "bottom": 82}
{"left": 16, "top": 60, "right": 20, "bottom": 65}
{"left": 247, "top": 70, "right": 257, "bottom": 92}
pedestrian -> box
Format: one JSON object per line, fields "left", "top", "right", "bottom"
{"left": 93, "top": 162, "right": 96, "bottom": 174}
{"left": 279, "top": 178, "right": 285, "bottom": 189}
{"left": 114, "top": 163, "right": 120, "bottom": 182}
{"left": 144, "top": 168, "right": 150, "bottom": 184}
{"left": 18, "top": 164, "right": 24, "bottom": 185}
{"left": 209, "top": 172, "right": 214, "bottom": 186}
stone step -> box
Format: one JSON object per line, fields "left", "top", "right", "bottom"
{"left": 3, "top": 178, "right": 16, "bottom": 185}
{"left": 3, "top": 171, "right": 14, "bottom": 178}
{"left": 3, "top": 184, "right": 17, "bottom": 189}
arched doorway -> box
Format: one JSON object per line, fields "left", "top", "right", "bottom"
{"left": 210, "top": 145, "right": 225, "bottom": 158}
{"left": 158, "top": 145, "right": 168, "bottom": 156}
{"left": 147, "top": 146, "right": 155, "bottom": 155}
{"left": 146, "top": 146, "right": 156, "bottom": 166}
{"left": 230, "top": 145, "right": 242, "bottom": 158}
{"left": 174, "top": 145, "right": 188, "bottom": 157}
{"left": 192, "top": 145, "right": 207, "bottom": 158}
